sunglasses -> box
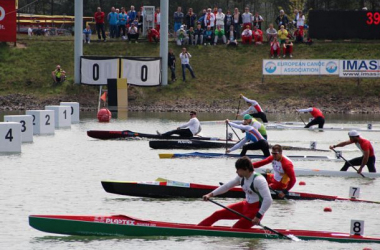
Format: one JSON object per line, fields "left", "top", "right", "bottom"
{"left": 271, "top": 151, "right": 280, "bottom": 155}
{"left": 190, "top": 113, "right": 195, "bottom": 115}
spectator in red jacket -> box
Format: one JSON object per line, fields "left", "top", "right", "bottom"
{"left": 270, "top": 37, "right": 281, "bottom": 58}
{"left": 94, "top": 7, "right": 106, "bottom": 42}
{"left": 252, "top": 26, "right": 263, "bottom": 45}
{"left": 148, "top": 27, "right": 160, "bottom": 43}
{"left": 241, "top": 25, "right": 252, "bottom": 45}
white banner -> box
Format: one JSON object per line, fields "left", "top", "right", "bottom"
{"left": 121, "top": 58, "right": 161, "bottom": 86}
{"left": 81, "top": 58, "right": 119, "bottom": 85}
{"left": 80, "top": 57, "right": 161, "bottom": 86}
{"left": 263, "top": 60, "right": 339, "bottom": 75}
{"left": 339, "top": 60, "right": 380, "bottom": 78}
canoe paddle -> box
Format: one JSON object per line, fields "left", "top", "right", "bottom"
{"left": 228, "top": 123, "right": 241, "bottom": 141}
{"left": 208, "top": 199, "right": 300, "bottom": 241}
{"left": 331, "top": 148, "right": 366, "bottom": 178}
{"left": 296, "top": 110, "right": 306, "bottom": 126}
{"left": 235, "top": 98, "right": 241, "bottom": 120}
{"left": 225, "top": 123, "right": 228, "bottom": 151}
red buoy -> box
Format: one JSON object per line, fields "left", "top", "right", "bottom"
{"left": 97, "top": 108, "right": 112, "bottom": 122}
{"left": 363, "top": 248, "right": 372, "bottom": 250}
{"left": 299, "top": 181, "right": 306, "bottom": 185}
{"left": 324, "top": 207, "right": 332, "bottom": 212}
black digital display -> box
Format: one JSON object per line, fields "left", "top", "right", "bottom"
{"left": 309, "top": 10, "right": 380, "bottom": 39}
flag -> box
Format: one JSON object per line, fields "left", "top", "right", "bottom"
{"left": 100, "top": 92, "right": 107, "bottom": 102}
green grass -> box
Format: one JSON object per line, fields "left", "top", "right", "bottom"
{"left": 1, "top": 35, "right": 380, "bottom": 111}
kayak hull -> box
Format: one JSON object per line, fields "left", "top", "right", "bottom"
{"left": 87, "top": 130, "right": 226, "bottom": 141}
{"left": 29, "top": 215, "right": 380, "bottom": 243}
{"left": 101, "top": 180, "right": 380, "bottom": 204}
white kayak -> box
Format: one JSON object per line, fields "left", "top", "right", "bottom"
{"left": 265, "top": 124, "right": 380, "bottom": 132}
{"left": 256, "top": 168, "right": 380, "bottom": 178}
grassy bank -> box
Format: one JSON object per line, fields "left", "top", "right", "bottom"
{"left": 1, "top": 35, "right": 380, "bottom": 112}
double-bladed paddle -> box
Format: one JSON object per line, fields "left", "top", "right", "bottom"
{"left": 208, "top": 199, "right": 300, "bottom": 241}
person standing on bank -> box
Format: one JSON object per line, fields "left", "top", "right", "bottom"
{"left": 239, "top": 94, "right": 268, "bottom": 123}
{"left": 329, "top": 130, "right": 376, "bottom": 173}
{"left": 198, "top": 156, "right": 272, "bottom": 229}
{"left": 168, "top": 49, "right": 177, "bottom": 82}
{"left": 157, "top": 111, "right": 201, "bottom": 137}
{"left": 179, "top": 47, "right": 196, "bottom": 82}
{"left": 297, "top": 107, "right": 325, "bottom": 128}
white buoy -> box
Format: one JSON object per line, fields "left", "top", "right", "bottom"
{"left": 0, "top": 122, "right": 22, "bottom": 153}
{"left": 4, "top": 115, "right": 33, "bottom": 143}
{"left": 26, "top": 110, "right": 55, "bottom": 135}
{"left": 60, "top": 102, "right": 80, "bottom": 123}
{"left": 45, "top": 105, "right": 71, "bottom": 128}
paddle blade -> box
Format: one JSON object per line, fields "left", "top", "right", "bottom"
{"left": 159, "top": 154, "right": 175, "bottom": 159}
{"left": 155, "top": 177, "right": 168, "bottom": 182}
{"left": 286, "top": 234, "right": 301, "bottom": 242}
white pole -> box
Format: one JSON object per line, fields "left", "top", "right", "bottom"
{"left": 160, "top": 0, "right": 168, "bottom": 86}
{"left": 74, "top": 0, "right": 83, "bottom": 84}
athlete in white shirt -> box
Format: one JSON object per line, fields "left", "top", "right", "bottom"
{"left": 198, "top": 156, "right": 273, "bottom": 229}
{"left": 157, "top": 110, "right": 201, "bottom": 137}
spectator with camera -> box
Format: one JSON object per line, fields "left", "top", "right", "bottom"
{"left": 176, "top": 25, "right": 189, "bottom": 46}
{"left": 270, "top": 37, "right": 281, "bottom": 58}
{"left": 127, "top": 23, "right": 139, "bottom": 43}
{"left": 277, "top": 25, "right": 288, "bottom": 44}
{"left": 180, "top": 48, "right": 196, "bottom": 82}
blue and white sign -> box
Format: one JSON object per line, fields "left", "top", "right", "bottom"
{"left": 339, "top": 60, "right": 380, "bottom": 78}
{"left": 263, "top": 60, "right": 339, "bottom": 75}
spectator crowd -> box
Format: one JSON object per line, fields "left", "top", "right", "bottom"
{"left": 88, "top": 5, "right": 311, "bottom": 59}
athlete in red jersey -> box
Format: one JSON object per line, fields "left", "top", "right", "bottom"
{"left": 330, "top": 130, "right": 376, "bottom": 173}
{"left": 239, "top": 94, "right": 268, "bottom": 123}
{"left": 252, "top": 144, "right": 296, "bottom": 198}
{"left": 297, "top": 107, "right": 325, "bottom": 128}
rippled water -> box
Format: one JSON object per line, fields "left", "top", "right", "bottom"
{"left": 1, "top": 111, "right": 380, "bottom": 250}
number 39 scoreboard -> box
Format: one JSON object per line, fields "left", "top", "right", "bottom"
{"left": 309, "top": 10, "right": 380, "bottom": 40}
{"left": 80, "top": 56, "right": 161, "bottom": 86}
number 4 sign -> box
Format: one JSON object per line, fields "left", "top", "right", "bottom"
{"left": 350, "top": 220, "right": 364, "bottom": 236}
